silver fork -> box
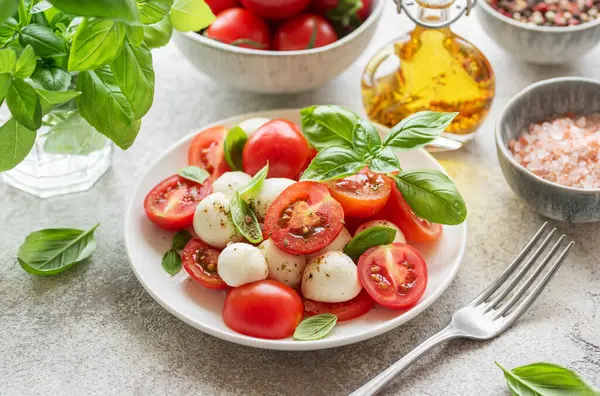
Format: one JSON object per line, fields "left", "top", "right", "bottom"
{"left": 350, "top": 222, "right": 575, "bottom": 396}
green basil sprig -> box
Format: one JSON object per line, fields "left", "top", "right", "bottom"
{"left": 178, "top": 165, "right": 209, "bottom": 184}
{"left": 223, "top": 125, "right": 247, "bottom": 171}
{"left": 230, "top": 192, "right": 263, "bottom": 243}
{"left": 239, "top": 163, "right": 268, "bottom": 199}
{"left": 344, "top": 226, "right": 397, "bottom": 260}
{"left": 294, "top": 314, "right": 338, "bottom": 341}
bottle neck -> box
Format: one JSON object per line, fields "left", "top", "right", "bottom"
{"left": 415, "top": 0, "right": 453, "bottom": 26}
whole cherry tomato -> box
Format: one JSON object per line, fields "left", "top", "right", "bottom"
{"left": 273, "top": 14, "right": 338, "bottom": 51}
{"left": 204, "top": 8, "right": 271, "bottom": 50}
{"left": 241, "top": 0, "right": 311, "bottom": 20}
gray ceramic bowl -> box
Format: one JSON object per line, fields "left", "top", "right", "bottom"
{"left": 173, "top": 0, "right": 384, "bottom": 93}
{"left": 476, "top": 0, "right": 600, "bottom": 64}
{"left": 496, "top": 77, "right": 600, "bottom": 222}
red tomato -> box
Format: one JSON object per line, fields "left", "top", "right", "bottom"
{"left": 378, "top": 183, "right": 442, "bottom": 243}
{"left": 295, "top": 145, "right": 318, "bottom": 180}
{"left": 326, "top": 169, "right": 392, "bottom": 218}
{"left": 223, "top": 280, "right": 303, "bottom": 339}
{"left": 242, "top": 119, "right": 309, "bottom": 179}
{"left": 273, "top": 14, "right": 338, "bottom": 51}
{"left": 144, "top": 175, "right": 210, "bottom": 231}
{"left": 358, "top": 243, "right": 428, "bottom": 309}
{"left": 313, "top": 0, "right": 371, "bottom": 20}
{"left": 241, "top": 0, "right": 311, "bottom": 19}
{"left": 205, "top": 0, "right": 239, "bottom": 15}
{"left": 204, "top": 8, "right": 271, "bottom": 50}
{"left": 188, "top": 126, "right": 231, "bottom": 179}
{"left": 303, "top": 289, "right": 374, "bottom": 321}
{"left": 182, "top": 238, "right": 227, "bottom": 290}
{"left": 264, "top": 181, "right": 344, "bottom": 255}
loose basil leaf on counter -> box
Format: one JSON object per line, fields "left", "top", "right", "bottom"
{"left": 393, "top": 169, "right": 466, "bottom": 225}
{"left": 344, "top": 226, "right": 397, "bottom": 260}
{"left": 17, "top": 224, "right": 99, "bottom": 276}
{"left": 230, "top": 192, "right": 263, "bottom": 243}
{"left": 223, "top": 125, "right": 247, "bottom": 171}
{"left": 368, "top": 146, "right": 401, "bottom": 174}
{"left": 239, "top": 163, "right": 268, "bottom": 198}
{"left": 300, "top": 105, "right": 358, "bottom": 150}
{"left": 383, "top": 111, "right": 458, "bottom": 150}
{"left": 178, "top": 165, "right": 209, "bottom": 184}
{"left": 161, "top": 248, "right": 182, "bottom": 275}
{"left": 300, "top": 146, "right": 366, "bottom": 182}
{"left": 294, "top": 314, "right": 338, "bottom": 341}
{"left": 496, "top": 362, "right": 600, "bottom": 396}
{"left": 172, "top": 230, "right": 192, "bottom": 250}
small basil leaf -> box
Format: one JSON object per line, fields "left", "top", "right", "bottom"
{"left": 353, "top": 118, "right": 381, "bottom": 154}
{"left": 230, "top": 192, "right": 263, "bottom": 244}
{"left": 300, "top": 105, "right": 358, "bottom": 150}
{"left": 138, "top": 0, "right": 173, "bottom": 24}
{"left": 17, "top": 224, "right": 100, "bottom": 276}
{"left": 43, "top": 112, "right": 107, "bottom": 155}
{"left": 14, "top": 45, "right": 36, "bottom": 79}
{"left": 161, "top": 248, "right": 182, "bottom": 276}
{"left": 223, "top": 125, "right": 247, "bottom": 171}
{"left": 19, "top": 24, "right": 67, "bottom": 57}
{"left": 0, "top": 73, "right": 12, "bottom": 103}
{"left": 31, "top": 1, "right": 53, "bottom": 14}
{"left": 142, "top": 14, "right": 172, "bottom": 48}
{"left": 239, "top": 163, "right": 268, "bottom": 198}
{"left": 0, "top": 48, "right": 16, "bottom": 73}
{"left": 31, "top": 64, "right": 71, "bottom": 92}
{"left": 383, "top": 111, "right": 458, "bottom": 150}
{"left": 394, "top": 169, "right": 467, "bottom": 225}
{"left": 300, "top": 146, "right": 366, "bottom": 182}
{"left": 344, "top": 226, "right": 397, "bottom": 261}
{"left": 170, "top": 0, "right": 215, "bottom": 32}
{"left": 36, "top": 89, "right": 80, "bottom": 114}
{"left": 178, "top": 165, "right": 209, "bottom": 184}
{"left": 368, "top": 147, "right": 401, "bottom": 173}
{"left": 68, "top": 18, "right": 127, "bottom": 72}
{"left": 0, "top": 118, "right": 35, "bottom": 172}
{"left": 172, "top": 230, "right": 192, "bottom": 250}
{"left": 47, "top": 0, "right": 140, "bottom": 23}
{"left": 7, "top": 79, "right": 42, "bottom": 130}
{"left": 293, "top": 314, "right": 337, "bottom": 341}
{"left": 0, "top": 0, "right": 18, "bottom": 23}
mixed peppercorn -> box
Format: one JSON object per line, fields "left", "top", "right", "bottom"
{"left": 488, "top": 0, "right": 600, "bottom": 26}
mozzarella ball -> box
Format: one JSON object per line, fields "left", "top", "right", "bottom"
{"left": 355, "top": 220, "right": 406, "bottom": 244}
{"left": 217, "top": 243, "right": 268, "bottom": 287}
{"left": 307, "top": 227, "right": 352, "bottom": 260}
{"left": 249, "top": 178, "right": 295, "bottom": 220}
{"left": 193, "top": 192, "right": 241, "bottom": 248}
{"left": 301, "top": 251, "right": 362, "bottom": 303}
{"left": 212, "top": 171, "right": 252, "bottom": 197}
{"left": 238, "top": 117, "right": 271, "bottom": 137}
{"left": 259, "top": 239, "right": 306, "bottom": 288}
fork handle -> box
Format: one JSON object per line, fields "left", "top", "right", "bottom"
{"left": 350, "top": 325, "right": 462, "bottom": 396}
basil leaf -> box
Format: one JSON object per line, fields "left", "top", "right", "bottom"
{"left": 383, "top": 111, "right": 458, "bottom": 150}
{"left": 138, "top": 0, "right": 173, "bottom": 24}
{"left": 110, "top": 41, "right": 154, "bottom": 119}
{"left": 76, "top": 67, "right": 139, "bottom": 149}
{"left": 7, "top": 79, "right": 42, "bottom": 130}
{"left": 127, "top": 25, "right": 144, "bottom": 47}
{"left": 368, "top": 147, "right": 401, "bottom": 173}
{"left": 43, "top": 112, "right": 107, "bottom": 155}
{"left": 142, "top": 14, "right": 172, "bottom": 48}
{"left": 0, "top": 48, "right": 16, "bottom": 73}
{"left": 161, "top": 248, "right": 182, "bottom": 276}
{"left": 394, "top": 169, "right": 466, "bottom": 225}
{"left": 0, "top": 0, "right": 18, "bottom": 23}
{"left": 300, "top": 105, "right": 358, "bottom": 150}
{"left": 172, "top": 230, "right": 192, "bottom": 250}
{"left": 344, "top": 226, "right": 397, "bottom": 260}
{"left": 19, "top": 24, "right": 67, "bottom": 57}
{"left": 31, "top": 1, "right": 54, "bottom": 14}
{"left": 68, "top": 18, "right": 127, "bottom": 72}
{"left": 230, "top": 192, "right": 263, "bottom": 244}
{"left": 36, "top": 88, "right": 80, "bottom": 114}
{"left": 300, "top": 146, "right": 366, "bottom": 182}
{"left": 14, "top": 45, "right": 36, "bottom": 79}
{"left": 0, "top": 73, "right": 12, "bottom": 104}
{"left": 170, "top": 0, "right": 215, "bottom": 32}
{"left": 239, "top": 163, "right": 268, "bottom": 198}
{"left": 0, "top": 17, "right": 18, "bottom": 41}
{"left": 178, "top": 165, "right": 209, "bottom": 184}
{"left": 496, "top": 362, "right": 600, "bottom": 396}
{"left": 31, "top": 64, "right": 71, "bottom": 91}
{"left": 293, "top": 314, "right": 337, "bottom": 341}
{"left": 353, "top": 118, "right": 381, "bottom": 154}
{"left": 0, "top": 118, "right": 35, "bottom": 171}
{"left": 47, "top": 0, "right": 140, "bottom": 23}
{"left": 223, "top": 125, "right": 247, "bottom": 171}
{"left": 17, "top": 224, "right": 100, "bottom": 277}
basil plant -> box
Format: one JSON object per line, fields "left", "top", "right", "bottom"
{"left": 0, "top": 0, "right": 215, "bottom": 172}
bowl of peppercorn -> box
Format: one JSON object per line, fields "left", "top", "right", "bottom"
{"left": 477, "top": 0, "right": 600, "bottom": 64}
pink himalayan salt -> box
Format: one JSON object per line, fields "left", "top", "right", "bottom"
{"left": 508, "top": 113, "right": 600, "bottom": 189}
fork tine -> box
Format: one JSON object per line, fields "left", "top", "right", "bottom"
{"left": 472, "top": 222, "right": 548, "bottom": 305}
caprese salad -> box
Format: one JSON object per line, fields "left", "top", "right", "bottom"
{"left": 143, "top": 105, "right": 467, "bottom": 340}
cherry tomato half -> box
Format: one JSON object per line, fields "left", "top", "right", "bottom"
{"left": 188, "top": 126, "right": 231, "bottom": 179}
{"left": 273, "top": 14, "right": 338, "bottom": 51}
{"left": 205, "top": 0, "right": 239, "bottom": 15}
{"left": 144, "top": 175, "right": 211, "bottom": 231}
{"left": 182, "top": 238, "right": 227, "bottom": 290}
{"left": 358, "top": 243, "right": 428, "bottom": 309}
{"left": 303, "top": 289, "right": 374, "bottom": 321}
{"left": 241, "top": 0, "right": 311, "bottom": 20}
{"left": 264, "top": 181, "right": 344, "bottom": 255}
{"left": 223, "top": 280, "right": 303, "bottom": 339}
{"left": 326, "top": 168, "right": 392, "bottom": 218}
{"left": 204, "top": 8, "right": 271, "bottom": 50}
{"left": 242, "top": 119, "right": 309, "bottom": 179}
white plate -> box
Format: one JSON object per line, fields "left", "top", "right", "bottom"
{"left": 124, "top": 109, "right": 467, "bottom": 351}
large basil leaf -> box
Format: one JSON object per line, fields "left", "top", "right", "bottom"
{"left": 344, "top": 226, "right": 397, "bottom": 261}
{"left": 383, "top": 111, "right": 458, "bottom": 150}
{"left": 127, "top": 25, "right": 144, "bottom": 47}
{"left": 0, "top": 0, "right": 18, "bottom": 23}
{"left": 293, "top": 314, "right": 337, "bottom": 341}
{"left": 170, "top": 0, "right": 215, "bottom": 32}
{"left": 0, "top": 48, "right": 16, "bottom": 73}
{"left": 7, "top": 79, "right": 42, "bottom": 130}
{"left": 110, "top": 41, "right": 154, "bottom": 119}
{"left": 68, "top": 18, "right": 127, "bottom": 72}
{"left": 393, "top": 169, "right": 466, "bottom": 225}
{"left": 14, "top": 45, "right": 36, "bottom": 79}
{"left": 138, "top": 0, "right": 173, "bottom": 24}
{"left": 223, "top": 125, "right": 247, "bottom": 171}
{"left": 369, "top": 146, "right": 401, "bottom": 173}
{"left": 43, "top": 112, "right": 107, "bottom": 155}
{"left": 76, "top": 67, "right": 139, "bottom": 149}
{"left": 300, "top": 105, "right": 358, "bottom": 150}
{"left": 0, "top": 118, "right": 36, "bottom": 172}
{"left": 0, "top": 73, "right": 12, "bottom": 103}
{"left": 31, "top": 64, "right": 71, "bottom": 91}
{"left": 230, "top": 192, "right": 263, "bottom": 244}
{"left": 300, "top": 146, "right": 366, "bottom": 182}
{"left": 17, "top": 224, "right": 99, "bottom": 276}
{"left": 19, "top": 24, "right": 67, "bottom": 57}
{"left": 48, "top": 0, "right": 140, "bottom": 23}
{"left": 31, "top": 1, "right": 53, "bottom": 14}
{"left": 143, "top": 14, "right": 172, "bottom": 48}
{"left": 0, "top": 17, "right": 18, "bottom": 41}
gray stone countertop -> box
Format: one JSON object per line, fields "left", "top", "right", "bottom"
{"left": 1, "top": 2, "right": 599, "bottom": 395}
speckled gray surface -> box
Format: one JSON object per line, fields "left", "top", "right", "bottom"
{"left": 1, "top": 3, "right": 599, "bottom": 395}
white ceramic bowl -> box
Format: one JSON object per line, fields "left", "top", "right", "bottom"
{"left": 124, "top": 109, "right": 467, "bottom": 351}
{"left": 173, "top": 1, "right": 385, "bottom": 93}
